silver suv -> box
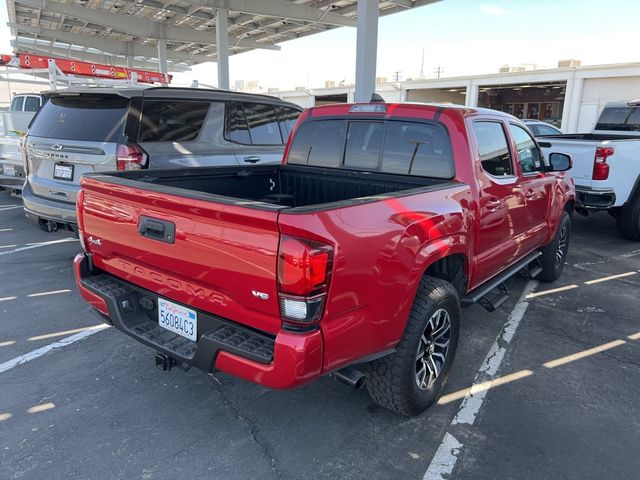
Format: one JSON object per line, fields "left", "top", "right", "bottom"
{"left": 22, "top": 87, "right": 302, "bottom": 233}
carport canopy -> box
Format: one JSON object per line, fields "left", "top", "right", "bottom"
{"left": 6, "top": 0, "right": 441, "bottom": 99}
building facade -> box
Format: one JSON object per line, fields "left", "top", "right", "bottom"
{"left": 276, "top": 62, "right": 640, "bottom": 133}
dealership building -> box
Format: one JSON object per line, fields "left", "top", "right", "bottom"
{"left": 276, "top": 61, "right": 640, "bottom": 133}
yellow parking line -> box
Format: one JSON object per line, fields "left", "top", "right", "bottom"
{"left": 584, "top": 271, "right": 637, "bottom": 285}
{"left": 26, "top": 289, "right": 72, "bottom": 298}
{"left": 28, "top": 324, "right": 105, "bottom": 342}
{"left": 27, "top": 403, "right": 55, "bottom": 414}
{"left": 526, "top": 284, "right": 578, "bottom": 298}
{"left": 543, "top": 340, "right": 626, "bottom": 368}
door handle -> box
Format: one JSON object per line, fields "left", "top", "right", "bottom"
{"left": 486, "top": 199, "right": 502, "bottom": 209}
{"left": 243, "top": 156, "right": 260, "bottom": 164}
{"left": 138, "top": 216, "right": 175, "bottom": 244}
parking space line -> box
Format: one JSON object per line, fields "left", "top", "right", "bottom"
{"left": 0, "top": 296, "right": 17, "bottom": 302}
{"left": 0, "top": 228, "right": 14, "bottom": 232}
{"left": 525, "top": 284, "right": 577, "bottom": 298}
{"left": 0, "top": 206, "right": 22, "bottom": 211}
{"left": 584, "top": 271, "right": 637, "bottom": 285}
{"left": 27, "top": 289, "right": 71, "bottom": 298}
{"left": 0, "top": 238, "right": 78, "bottom": 257}
{"left": 542, "top": 340, "right": 626, "bottom": 368}
{"left": 423, "top": 280, "right": 538, "bottom": 480}
{"left": 28, "top": 324, "right": 103, "bottom": 341}
{"left": 0, "top": 324, "right": 110, "bottom": 374}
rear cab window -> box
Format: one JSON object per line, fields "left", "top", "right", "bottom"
{"left": 595, "top": 106, "right": 640, "bottom": 131}
{"left": 287, "top": 118, "right": 454, "bottom": 178}
{"left": 28, "top": 94, "right": 130, "bottom": 142}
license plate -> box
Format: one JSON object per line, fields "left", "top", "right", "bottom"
{"left": 53, "top": 163, "right": 74, "bottom": 181}
{"left": 3, "top": 164, "right": 15, "bottom": 176}
{"left": 158, "top": 298, "right": 197, "bottom": 341}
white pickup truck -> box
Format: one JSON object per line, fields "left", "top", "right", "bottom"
{"left": 539, "top": 100, "right": 640, "bottom": 241}
{"left": 0, "top": 93, "right": 43, "bottom": 193}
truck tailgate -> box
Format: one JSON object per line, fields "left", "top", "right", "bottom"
{"left": 540, "top": 139, "right": 596, "bottom": 186}
{"left": 79, "top": 176, "right": 282, "bottom": 335}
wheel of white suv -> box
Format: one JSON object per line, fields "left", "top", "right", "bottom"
{"left": 364, "top": 276, "right": 460, "bottom": 416}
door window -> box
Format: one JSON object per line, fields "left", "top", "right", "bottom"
{"left": 226, "top": 102, "right": 251, "bottom": 144}
{"left": 276, "top": 106, "right": 301, "bottom": 139}
{"left": 472, "top": 122, "right": 513, "bottom": 177}
{"left": 226, "top": 102, "right": 284, "bottom": 145}
{"left": 509, "top": 124, "right": 544, "bottom": 173}
{"left": 10, "top": 96, "right": 24, "bottom": 112}
{"left": 23, "top": 96, "right": 41, "bottom": 112}
{"left": 138, "top": 100, "right": 211, "bottom": 142}
{"left": 535, "top": 125, "right": 560, "bottom": 136}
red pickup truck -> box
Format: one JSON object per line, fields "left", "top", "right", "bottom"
{"left": 74, "top": 102, "right": 575, "bottom": 415}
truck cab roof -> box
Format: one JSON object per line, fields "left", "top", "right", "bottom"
{"left": 305, "top": 102, "right": 516, "bottom": 122}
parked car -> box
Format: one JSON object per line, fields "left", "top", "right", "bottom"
{"left": 74, "top": 102, "right": 574, "bottom": 416}
{"left": 0, "top": 93, "right": 44, "bottom": 193}
{"left": 522, "top": 119, "right": 562, "bottom": 136}
{"left": 538, "top": 100, "right": 640, "bottom": 240}
{"left": 21, "top": 87, "right": 302, "bottom": 233}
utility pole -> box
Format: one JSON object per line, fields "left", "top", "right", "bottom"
{"left": 433, "top": 65, "right": 444, "bottom": 79}
{"left": 393, "top": 71, "right": 402, "bottom": 83}
{"left": 419, "top": 48, "right": 425, "bottom": 78}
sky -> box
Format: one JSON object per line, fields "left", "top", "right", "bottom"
{"left": 1, "top": 0, "right": 639, "bottom": 90}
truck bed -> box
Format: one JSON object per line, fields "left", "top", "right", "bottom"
{"left": 88, "top": 164, "right": 454, "bottom": 211}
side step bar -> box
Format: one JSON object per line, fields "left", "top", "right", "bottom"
{"left": 462, "top": 251, "right": 542, "bottom": 312}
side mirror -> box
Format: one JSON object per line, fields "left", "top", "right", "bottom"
{"left": 548, "top": 152, "right": 572, "bottom": 172}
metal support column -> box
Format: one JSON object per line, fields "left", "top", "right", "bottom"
{"left": 157, "top": 22, "right": 168, "bottom": 85}
{"left": 216, "top": 8, "right": 230, "bottom": 90}
{"left": 465, "top": 80, "right": 479, "bottom": 107}
{"left": 354, "top": 0, "right": 378, "bottom": 103}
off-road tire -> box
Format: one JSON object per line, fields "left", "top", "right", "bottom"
{"left": 364, "top": 276, "right": 460, "bottom": 416}
{"left": 616, "top": 194, "right": 640, "bottom": 241}
{"left": 538, "top": 211, "right": 571, "bottom": 282}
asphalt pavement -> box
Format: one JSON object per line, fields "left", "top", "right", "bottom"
{"left": 0, "top": 191, "right": 638, "bottom": 480}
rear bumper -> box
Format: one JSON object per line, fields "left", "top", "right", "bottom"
{"left": 22, "top": 181, "right": 78, "bottom": 227}
{"left": 73, "top": 253, "right": 323, "bottom": 389}
{"left": 575, "top": 186, "right": 616, "bottom": 210}
{"left": 0, "top": 162, "right": 25, "bottom": 190}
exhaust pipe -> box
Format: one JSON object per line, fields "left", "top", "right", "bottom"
{"left": 333, "top": 366, "right": 366, "bottom": 389}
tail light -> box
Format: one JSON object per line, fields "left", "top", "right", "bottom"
{"left": 593, "top": 146, "right": 613, "bottom": 180}
{"left": 277, "top": 235, "right": 333, "bottom": 327}
{"left": 116, "top": 144, "right": 147, "bottom": 171}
